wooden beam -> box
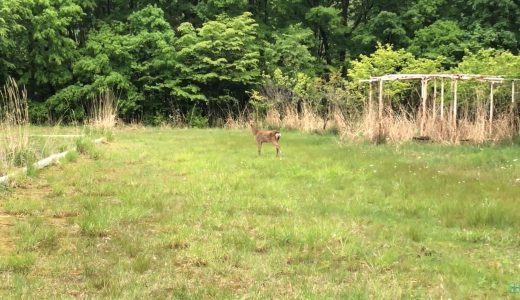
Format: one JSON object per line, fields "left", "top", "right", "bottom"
{"left": 420, "top": 78, "right": 428, "bottom": 136}
{"left": 453, "top": 79, "right": 458, "bottom": 130}
{"left": 359, "top": 73, "right": 518, "bottom": 83}
{"left": 433, "top": 80, "right": 437, "bottom": 121}
{"left": 378, "top": 79, "right": 384, "bottom": 138}
{"left": 440, "top": 79, "right": 445, "bottom": 121}
{"left": 513, "top": 81, "right": 516, "bottom": 104}
{"left": 368, "top": 82, "right": 373, "bottom": 120}
{"left": 489, "top": 82, "right": 495, "bottom": 135}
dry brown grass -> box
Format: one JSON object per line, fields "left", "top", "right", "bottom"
{"left": 338, "top": 104, "right": 518, "bottom": 144}
{"left": 230, "top": 101, "right": 518, "bottom": 145}
{"left": 264, "top": 104, "right": 334, "bottom": 133}
{"left": 224, "top": 113, "right": 249, "bottom": 129}
{"left": 0, "top": 77, "right": 29, "bottom": 174}
{"left": 88, "top": 90, "right": 118, "bottom": 129}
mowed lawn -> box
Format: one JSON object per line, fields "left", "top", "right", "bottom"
{"left": 1, "top": 128, "right": 519, "bottom": 298}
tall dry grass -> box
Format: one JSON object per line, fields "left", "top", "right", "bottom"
{"left": 229, "top": 100, "right": 518, "bottom": 145}
{"left": 88, "top": 89, "right": 118, "bottom": 129}
{"left": 0, "top": 77, "right": 29, "bottom": 174}
{"left": 342, "top": 103, "right": 518, "bottom": 144}
{"left": 262, "top": 104, "right": 347, "bottom": 134}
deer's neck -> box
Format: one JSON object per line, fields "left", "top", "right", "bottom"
{"left": 250, "top": 125, "right": 258, "bottom": 135}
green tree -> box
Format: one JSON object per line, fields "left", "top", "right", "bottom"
{"left": 175, "top": 12, "right": 261, "bottom": 120}
{"left": 48, "top": 22, "right": 135, "bottom": 121}
{"left": 348, "top": 44, "right": 442, "bottom": 104}
{"left": 195, "top": 0, "right": 248, "bottom": 20}
{"left": 455, "top": 49, "right": 520, "bottom": 77}
{"left": 1, "top": 0, "right": 84, "bottom": 102}
{"left": 305, "top": 5, "right": 346, "bottom": 65}
{"left": 408, "top": 20, "right": 468, "bottom": 67}
{"left": 50, "top": 5, "right": 181, "bottom": 121}
{"left": 262, "top": 24, "right": 316, "bottom": 76}
{"left": 351, "top": 11, "right": 409, "bottom": 55}
{"left": 126, "top": 5, "right": 179, "bottom": 118}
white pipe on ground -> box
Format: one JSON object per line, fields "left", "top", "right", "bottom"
{"left": 0, "top": 137, "right": 106, "bottom": 185}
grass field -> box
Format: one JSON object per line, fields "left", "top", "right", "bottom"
{"left": 1, "top": 128, "right": 519, "bottom": 298}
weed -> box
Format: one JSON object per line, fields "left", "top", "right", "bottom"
{"left": 0, "top": 254, "right": 36, "bottom": 274}
{"left": 65, "top": 150, "right": 79, "bottom": 163}
{"left": 14, "top": 218, "right": 59, "bottom": 252}
{"left": 75, "top": 137, "right": 100, "bottom": 159}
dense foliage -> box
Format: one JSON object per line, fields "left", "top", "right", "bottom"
{"left": 0, "top": 0, "right": 519, "bottom": 124}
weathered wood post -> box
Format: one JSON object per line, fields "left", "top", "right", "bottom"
{"left": 513, "top": 81, "right": 516, "bottom": 105}
{"left": 440, "top": 79, "right": 445, "bottom": 122}
{"left": 368, "top": 81, "right": 373, "bottom": 121}
{"left": 453, "top": 79, "right": 458, "bottom": 131}
{"left": 420, "top": 77, "right": 428, "bottom": 136}
{"left": 512, "top": 81, "right": 516, "bottom": 128}
{"left": 378, "top": 79, "right": 384, "bottom": 140}
{"left": 433, "top": 79, "right": 437, "bottom": 122}
{"left": 367, "top": 81, "right": 373, "bottom": 138}
{"left": 489, "top": 82, "right": 495, "bottom": 135}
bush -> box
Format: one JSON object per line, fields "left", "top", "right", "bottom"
{"left": 187, "top": 106, "right": 208, "bottom": 128}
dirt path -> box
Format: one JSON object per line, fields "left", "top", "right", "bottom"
{"left": 0, "top": 211, "right": 14, "bottom": 256}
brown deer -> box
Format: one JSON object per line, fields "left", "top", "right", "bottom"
{"left": 250, "top": 123, "right": 282, "bottom": 157}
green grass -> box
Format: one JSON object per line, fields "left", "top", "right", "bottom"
{"left": 1, "top": 128, "right": 519, "bottom": 298}
{"left": 0, "top": 125, "right": 113, "bottom": 175}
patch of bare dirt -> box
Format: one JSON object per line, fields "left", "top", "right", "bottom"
{"left": 0, "top": 211, "right": 14, "bottom": 255}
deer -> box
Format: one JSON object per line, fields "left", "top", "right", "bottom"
{"left": 250, "top": 122, "right": 282, "bottom": 158}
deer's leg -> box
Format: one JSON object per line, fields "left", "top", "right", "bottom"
{"left": 272, "top": 141, "right": 281, "bottom": 157}
{"left": 257, "top": 141, "right": 262, "bottom": 156}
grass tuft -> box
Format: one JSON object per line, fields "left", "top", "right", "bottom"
{"left": 0, "top": 254, "right": 36, "bottom": 274}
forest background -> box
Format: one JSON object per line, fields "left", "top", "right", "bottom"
{"left": 0, "top": 0, "right": 519, "bottom": 126}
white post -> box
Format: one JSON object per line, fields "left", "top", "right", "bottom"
{"left": 420, "top": 78, "right": 428, "bottom": 136}
{"left": 440, "top": 79, "right": 445, "bottom": 121}
{"left": 512, "top": 80, "right": 515, "bottom": 105}
{"left": 378, "top": 79, "right": 384, "bottom": 138}
{"left": 433, "top": 79, "right": 437, "bottom": 121}
{"left": 489, "top": 82, "right": 494, "bottom": 135}
{"left": 368, "top": 82, "right": 373, "bottom": 120}
{"left": 453, "top": 79, "right": 458, "bottom": 129}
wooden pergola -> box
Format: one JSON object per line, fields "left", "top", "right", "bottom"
{"left": 360, "top": 74, "right": 518, "bottom": 139}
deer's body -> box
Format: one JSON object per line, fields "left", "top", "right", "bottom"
{"left": 250, "top": 124, "right": 281, "bottom": 157}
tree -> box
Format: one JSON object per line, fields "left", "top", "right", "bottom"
{"left": 305, "top": 5, "right": 346, "bottom": 65}
{"left": 262, "top": 24, "right": 316, "bottom": 76}
{"left": 351, "top": 11, "right": 409, "bottom": 55}
{"left": 0, "top": 0, "right": 84, "bottom": 102}
{"left": 348, "top": 44, "right": 442, "bottom": 104}
{"left": 408, "top": 20, "right": 467, "bottom": 67}
{"left": 175, "top": 12, "right": 261, "bottom": 119}
{"left": 195, "top": 0, "right": 248, "bottom": 20}
{"left": 50, "top": 5, "right": 181, "bottom": 121}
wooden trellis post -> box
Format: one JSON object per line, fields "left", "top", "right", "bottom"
{"left": 420, "top": 77, "right": 428, "bottom": 136}
{"left": 513, "top": 81, "right": 517, "bottom": 131}
{"left": 433, "top": 80, "right": 437, "bottom": 121}
{"left": 440, "top": 79, "right": 445, "bottom": 121}
{"left": 453, "top": 79, "right": 458, "bottom": 130}
{"left": 513, "top": 81, "right": 516, "bottom": 105}
{"left": 489, "top": 82, "right": 495, "bottom": 135}
{"left": 368, "top": 82, "right": 373, "bottom": 120}
{"left": 378, "top": 79, "right": 384, "bottom": 138}
{"left": 512, "top": 80, "right": 516, "bottom": 114}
